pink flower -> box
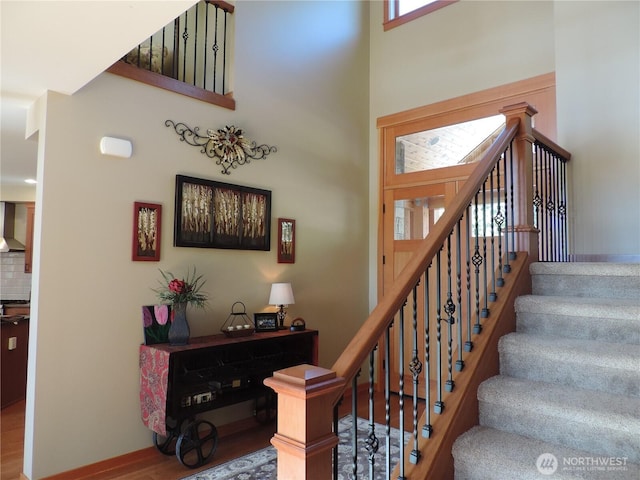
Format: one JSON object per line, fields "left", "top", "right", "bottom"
{"left": 168, "top": 279, "right": 186, "bottom": 294}
{"left": 154, "top": 305, "right": 169, "bottom": 326}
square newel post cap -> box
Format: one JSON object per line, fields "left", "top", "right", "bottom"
{"left": 264, "top": 364, "right": 345, "bottom": 399}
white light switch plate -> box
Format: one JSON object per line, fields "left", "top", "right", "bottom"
{"left": 8, "top": 337, "right": 17, "bottom": 350}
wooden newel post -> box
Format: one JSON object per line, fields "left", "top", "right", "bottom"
{"left": 264, "top": 364, "right": 345, "bottom": 480}
{"left": 500, "top": 102, "right": 539, "bottom": 261}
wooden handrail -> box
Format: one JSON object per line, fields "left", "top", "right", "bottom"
{"left": 330, "top": 118, "right": 521, "bottom": 393}
{"left": 267, "top": 103, "right": 572, "bottom": 479}
{"left": 532, "top": 128, "right": 572, "bottom": 161}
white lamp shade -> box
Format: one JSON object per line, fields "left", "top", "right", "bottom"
{"left": 269, "top": 282, "right": 295, "bottom": 305}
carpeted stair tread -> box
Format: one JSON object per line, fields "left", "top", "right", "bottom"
{"left": 516, "top": 294, "right": 640, "bottom": 318}
{"left": 478, "top": 375, "right": 640, "bottom": 462}
{"left": 453, "top": 426, "right": 640, "bottom": 480}
{"left": 499, "top": 332, "right": 640, "bottom": 396}
{"left": 530, "top": 262, "right": 640, "bottom": 277}
{"left": 530, "top": 262, "right": 640, "bottom": 299}
{"left": 454, "top": 262, "right": 640, "bottom": 479}
{"left": 515, "top": 295, "right": 640, "bottom": 344}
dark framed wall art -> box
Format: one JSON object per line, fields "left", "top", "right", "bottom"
{"left": 132, "top": 202, "right": 162, "bottom": 261}
{"left": 174, "top": 174, "right": 271, "bottom": 250}
{"left": 277, "top": 218, "right": 295, "bottom": 263}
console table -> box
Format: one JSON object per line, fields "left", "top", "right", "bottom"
{"left": 139, "top": 329, "right": 318, "bottom": 468}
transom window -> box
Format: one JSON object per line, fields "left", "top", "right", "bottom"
{"left": 384, "top": 0, "right": 457, "bottom": 31}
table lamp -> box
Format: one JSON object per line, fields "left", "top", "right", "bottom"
{"left": 269, "top": 282, "right": 295, "bottom": 328}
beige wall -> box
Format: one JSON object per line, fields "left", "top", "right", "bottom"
{"left": 367, "top": 1, "right": 639, "bottom": 306}
{"left": 368, "top": 0, "right": 556, "bottom": 305}
{"left": 24, "top": 1, "right": 370, "bottom": 477}
{"left": 555, "top": 1, "right": 640, "bottom": 255}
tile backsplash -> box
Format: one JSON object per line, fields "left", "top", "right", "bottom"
{"left": 0, "top": 252, "right": 31, "bottom": 300}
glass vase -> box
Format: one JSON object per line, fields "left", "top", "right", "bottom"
{"left": 168, "top": 302, "right": 190, "bottom": 346}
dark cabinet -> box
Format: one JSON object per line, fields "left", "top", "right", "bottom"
{"left": 1, "top": 317, "right": 29, "bottom": 408}
{"left": 139, "top": 329, "right": 318, "bottom": 468}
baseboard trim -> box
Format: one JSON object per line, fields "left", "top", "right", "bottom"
{"left": 39, "top": 416, "right": 264, "bottom": 480}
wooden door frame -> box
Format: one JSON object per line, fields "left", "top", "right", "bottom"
{"left": 376, "top": 72, "right": 556, "bottom": 388}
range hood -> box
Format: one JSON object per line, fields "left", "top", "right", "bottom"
{"left": 0, "top": 202, "right": 26, "bottom": 252}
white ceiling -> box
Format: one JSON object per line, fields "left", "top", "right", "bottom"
{"left": 0, "top": 0, "right": 197, "bottom": 188}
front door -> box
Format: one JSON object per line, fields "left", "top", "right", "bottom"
{"left": 378, "top": 74, "right": 557, "bottom": 398}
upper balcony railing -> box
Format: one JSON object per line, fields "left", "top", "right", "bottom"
{"left": 108, "top": 0, "right": 235, "bottom": 110}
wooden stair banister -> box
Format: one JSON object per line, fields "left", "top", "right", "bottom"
{"left": 266, "top": 103, "right": 544, "bottom": 479}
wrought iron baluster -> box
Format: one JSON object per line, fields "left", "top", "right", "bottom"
{"left": 149, "top": 35, "right": 154, "bottom": 73}
{"left": 333, "top": 404, "right": 339, "bottom": 480}
{"left": 540, "top": 147, "right": 548, "bottom": 261}
{"left": 533, "top": 145, "right": 543, "bottom": 260}
{"left": 422, "top": 266, "right": 433, "bottom": 438}
{"left": 444, "top": 234, "right": 455, "bottom": 393}
{"left": 488, "top": 168, "right": 497, "bottom": 302}
{"left": 181, "top": 11, "right": 189, "bottom": 83}
{"left": 559, "top": 158, "right": 568, "bottom": 261}
{"left": 409, "top": 284, "right": 422, "bottom": 465}
{"left": 455, "top": 219, "right": 464, "bottom": 372}
{"left": 193, "top": 3, "right": 199, "bottom": 86}
{"left": 495, "top": 159, "right": 505, "bottom": 287}
{"left": 481, "top": 182, "right": 489, "bottom": 318}
{"left": 352, "top": 373, "right": 359, "bottom": 478}
{"left": 366, "top": 348, "right": 379, "bottom": 478}
{"left": 472, "top": 194, "right": 483, "bottom": 335}
{"left": 161, "top": 28, "right": 167, "bottom": 76}
{"left": 212, "top": 3, "right": 220, "bottom": 92}
{"left": 434, "top": 250, "right": 444, "bottom": 414}
{"left": 384, "top": 325, "right": 391, "bottom": 477}
{"left": 203, "top": 3, "right": 210, "bottom": 89}
{"left": 546, "top": 152, "right": 555, "bottom": 260}
{"left": 222, "top": 6, "right": 228, "bottom": 95}
{"left": 502, "top": 149, "right": 511, "bottom": 273}
{"left": 552, "top": 154, "right": 560, "bottom": 262}
{"left": 464, "top": 211, "right": 473, "bottom": 352}
{"left": 397, "top": 301, "right": 406, "bottom": 480}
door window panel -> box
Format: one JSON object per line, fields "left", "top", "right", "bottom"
{"left": 395, "top": 115, "right": 505, "bottom": 174}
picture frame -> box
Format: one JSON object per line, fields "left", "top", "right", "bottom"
{"left": 277, "top": 218, "right": 295, "bottom": 264}
{"left": 142, "top": 304, "right": 171, "bottom": 345}
{"left": 132, "top": 202, "right": 162, "bottom": 261}
{"left": 254, "top": 312, "right": 279, "bottom": 332}
{"left": 174, "top": 175, "right": 271, "bottom": 251}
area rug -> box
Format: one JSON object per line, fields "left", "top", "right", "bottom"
{"left": 182, "top": 416, "right": 410, "bottom": 480}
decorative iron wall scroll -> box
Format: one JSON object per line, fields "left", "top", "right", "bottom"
{"left": 165, "top": 121, "right": 277, "bottom": 175}
{"left": 174, "top": 174, "right": 271, "bottom": 251}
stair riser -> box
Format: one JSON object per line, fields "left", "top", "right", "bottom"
{"left": 499, "top": 350, "right": 640, "bottom": 398}
{"left": 532, "top": 274, "right": 640, "bottom": 299}
{"left": 479, "top": 401, "right": 640, "bottom": 463}
{"left": 516, "top": 312, "right": 640, "bottom": 345}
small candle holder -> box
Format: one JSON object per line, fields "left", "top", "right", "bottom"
{"left": 221, "top": 301, "right": 255, "bottom": 338}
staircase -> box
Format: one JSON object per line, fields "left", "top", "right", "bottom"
{"left": 453, "top": 262, "right": 640, "bottom": 479}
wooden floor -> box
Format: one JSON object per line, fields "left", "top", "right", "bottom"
{"left": 1, "top": 391, "right": 423, "bottom": 480}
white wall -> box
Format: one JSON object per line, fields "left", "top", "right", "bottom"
{"left": 555, "top": 1, "right": 640, "bottom": 256}
{"left": 24, "top": 1, "right": 370, "bottom": 477}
